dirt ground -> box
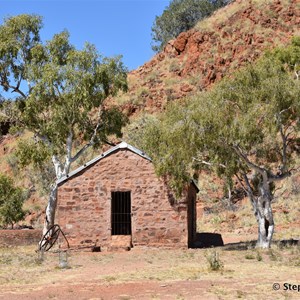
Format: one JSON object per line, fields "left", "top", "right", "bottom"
{"left": 0, "top": 238, "right": 299, "bottom": 300}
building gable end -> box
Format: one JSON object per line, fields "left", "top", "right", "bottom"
{"left": 57, "top": 141, "right": 151, "bottom": 186}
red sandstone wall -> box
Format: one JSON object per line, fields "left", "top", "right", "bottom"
{"left": 57, "top": 149, "right": 188, "bottom": 250}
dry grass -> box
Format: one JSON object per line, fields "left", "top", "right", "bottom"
{"left": 196, "top": 0, "right": 295, "bottom": 33}
{"left": 0, "top": 244, "right": 299, "bottom": 299}
{"left": 195, "top": 0, "right": 247, "bottom": 32}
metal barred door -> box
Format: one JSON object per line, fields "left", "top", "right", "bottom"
{"left": 111, "top": 191, "right": 132, "bottom": 235}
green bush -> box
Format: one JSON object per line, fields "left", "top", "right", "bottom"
{"left": 0, "top": 174, "right": 28, "bottom": 228}
{"left": 245, "top": 253, "right": 255, "bottom": 260}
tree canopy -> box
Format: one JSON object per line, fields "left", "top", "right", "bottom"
{"left": 151, "top": 0, "right": 229, "bottom": 52}
{"left": 128, "top": 38, "right": 300, "bottom": 247}
{"left": 0, "top": 14, "right": 128, "bottom": 234}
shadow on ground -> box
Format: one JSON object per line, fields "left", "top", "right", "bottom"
{"left": 192, "top": 232, "right": 224, "bottom": 248}
{"left": 223, "top": 238, "right": 299, "bottom": 250}
{"left": 192, "top": 232, "right": 299, "bottom": 250}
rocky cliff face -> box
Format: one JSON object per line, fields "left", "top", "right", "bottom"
{"left": 120, "top": 0, "right": 300, "bottom": 115}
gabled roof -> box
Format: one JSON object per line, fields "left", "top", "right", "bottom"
{"left": 57, "top": 141, "right": 152, "bottom": 185}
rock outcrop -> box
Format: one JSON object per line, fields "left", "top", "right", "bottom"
{"left": 122, "top": 0, "right": 300, "bottom": 115}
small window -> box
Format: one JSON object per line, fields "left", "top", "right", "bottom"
{"left": 111, "top": 191, "right": 131, "bottom": 235}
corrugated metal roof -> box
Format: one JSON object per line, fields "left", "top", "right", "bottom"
{"left": 57, "top": 141, "right": 152, "bottom": 185}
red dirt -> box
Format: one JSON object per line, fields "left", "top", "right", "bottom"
{"left": 0, "top": 280, "right": 222, "bottom": 300}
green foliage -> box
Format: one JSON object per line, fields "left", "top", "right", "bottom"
{"left": 0, "top": 174, "right": 27, "bottom": 228}
{"left": 151, "top": 0, "right": 229, "bottom": 52}
{"left": 0, "top": 14, "right": 42, "bottom": 95}
{"left": 15, "top": 140, "right": 55, "bottom": 195}
{"left": 0, "top": 14, "right": 129, "bottom": 229}
{"left": 16, "top": 139, "right": 51, "bottom": 168}
{"left": 272, "top": 36, "right": 300, "bottom": 73}
{"left": 125, "top": 108, "right": 195, "bottom": 194}
{"left": 244, "top": 253, "right": 255, "bottom": 260}
{"left": 0, "top": 14, "right": 128, "bottom": 174}
{"left": 129, "top": 38, "right": 300, "bottom": 195}
{"left": 18, "top": 40, "right": 128, "bottom": 157}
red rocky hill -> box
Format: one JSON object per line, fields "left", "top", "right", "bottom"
{"left": 118, "top": 0, "right": 300, "bottom": 116}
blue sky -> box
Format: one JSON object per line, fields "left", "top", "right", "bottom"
{"left": 0, "top": 0, "right": 170, "bottom": 71}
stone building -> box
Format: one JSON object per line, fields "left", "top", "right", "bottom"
{"left": 57, "top": 142, "right": 198, "bottom": 251}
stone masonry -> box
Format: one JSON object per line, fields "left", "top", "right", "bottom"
{"left": 57, "top": 143, "right": 197, "bottom": 251}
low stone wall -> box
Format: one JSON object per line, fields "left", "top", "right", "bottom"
{"left": 0, "top": 229, "right": 42, "bottom": 247}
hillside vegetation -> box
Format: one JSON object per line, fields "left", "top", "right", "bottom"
{"left": 117, "top": 0, "right": 300, "bottom": 115}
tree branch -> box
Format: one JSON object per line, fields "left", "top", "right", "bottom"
{"left": 192, "top": 158, "right": 226, "bottom": 169}
{"left": 234, "top": 173, "right": 248, "bottom": 195}
{"left": 232, "top": 145, "right": 266, "bottom": 175}
{"left": 71, "top": 105, "right": 104, "bottom": 163}
{"left": 276, "top": 111, "right": 291, "bottom": 174}
{"left": 0, "top": 66, "right": 27, "bottom": 99}
{"left": 52, "top": 155, "right": 63, "bottom": 179}
{"left": 235, "top": 172, "right": 254, "bottom": 199}
{"left": 10, "top": 84, "right": 27, "bottom": 99}
{"left": 54, "top": 84, "right": 62, "bottom": 97}
{"left": 103, "top": 139, "right": 116, "bottom": 147}
{"left": 63, "top": 129, "right": 74, "bottom": 175}
{"left": 268, "top": 170, "right": 292, "bottom": 183}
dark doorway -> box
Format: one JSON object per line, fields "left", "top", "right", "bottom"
{"left": 111, "top": 191, "right": 132, "bottom": 235}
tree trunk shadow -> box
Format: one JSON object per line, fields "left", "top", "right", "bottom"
{"left": 192, "top": 232, "right": 299, "bottom": 250}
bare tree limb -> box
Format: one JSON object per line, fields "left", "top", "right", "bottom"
{"left": 234, "top": 173, "right": 248, "bottom": 195}
{"left": 268, "top": 171, "right": 292, "bottom": 183}
{"left": 232, "top": 145, "right": 266, "bottom": 175}
{"left": 6, "top": 78, "right": 27, "bottom": 99}
{"left": 71, "top": 105, "right": 104, "bottom": 163}
{"left": 52, "top": 155, "right": 63, "bottom": 179}
{"left": 235, "top": 172, "right": 255, "bottom": 199}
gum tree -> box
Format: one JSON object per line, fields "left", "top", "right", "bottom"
{"left": 0, "top": 14, "right": 128, "bottom": 235}
{"left": 129, "top": 40, "right": 300, "bottom": 248}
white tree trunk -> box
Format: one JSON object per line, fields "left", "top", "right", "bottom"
{"left": 42, "top": 183, "right": 58, "bottom": 236}
{"left": 233, "top": 145, "right": 290, "bottom": 249}
{"left": 251, "top": 195, "right": 274, "bottom": 248}
{"left": 41, "top": 155, "right": 65, "bottom": 239}
{"left": 40, "top": 129, "right": 96, "bottom": 243}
